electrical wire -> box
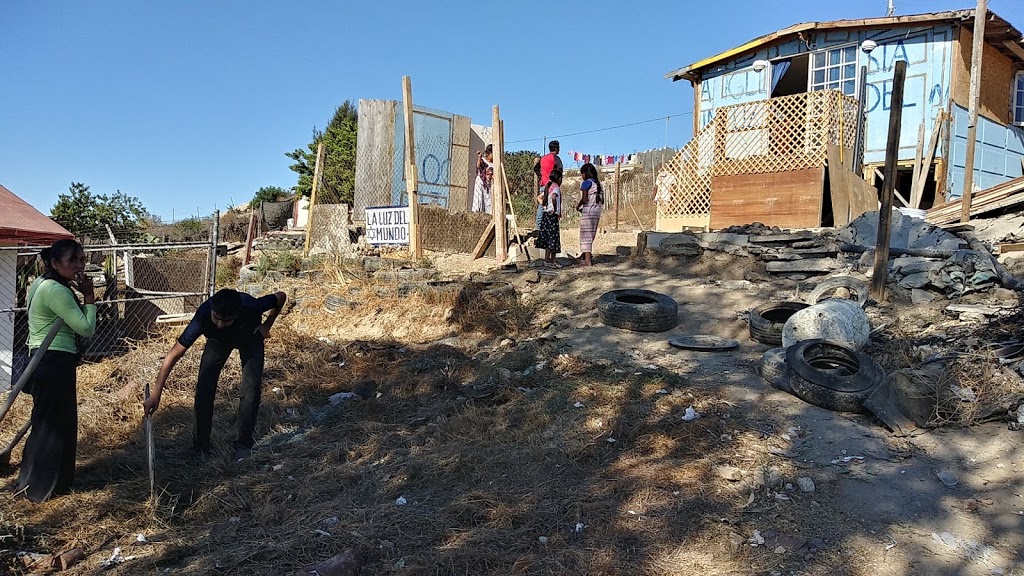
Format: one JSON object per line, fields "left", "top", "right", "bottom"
{"left": 505, "top": 112, "right": 693, "bottom": 144}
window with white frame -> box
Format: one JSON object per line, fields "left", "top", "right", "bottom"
{"left": 810, "top": 45, "right": 858, "bottom": 96}
{"left": 1014, "top": 71, "right": 1024, "bottom": 126}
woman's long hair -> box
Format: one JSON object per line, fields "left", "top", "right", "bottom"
{"left": 580, "top": 163, "right": 604, "bottom": 205}
{"left": 40, "top": 239, "right": 84, "bottom": 286}
{"left": 544, "top": 168, "right": 563, "bottom": 205}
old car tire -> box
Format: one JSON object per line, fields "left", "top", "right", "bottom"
{"left": 785, "top": 339, "right": 884, "bottom": 413}
{"left": 749, "top": 302, "right": 809, "bottom": 345}
{"left": 597, "top": 289, "right": 678, "bottom": 332}
{"left": 759, "top": 347, "right": 793, "bottom": 393}
{"left": 807, "top": 276, "right": 869, "bottom": 308}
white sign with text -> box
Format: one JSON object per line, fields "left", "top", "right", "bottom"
{"left": 365, "top": 205, "right": 411, "bottom": 246}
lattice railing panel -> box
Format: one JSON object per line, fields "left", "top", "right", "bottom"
{"left": 658, "top": 90, "right": 861, "bottom": 221}
{"left": 657, "top": 121, "right": 715, "bottom": 219}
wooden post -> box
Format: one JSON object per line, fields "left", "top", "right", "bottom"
{"left": 914, "top": 112, "right": 944, "bottom": 207}
{"left": 242, "top": 208, "right": 256, "bottom": 266}
{"left": 614, "top": 161, "right": 622, "bottom": 230}
{"left": 910, "top": 122, "right": 925, "bottom": 204}
{"left": 302, "top": 141, "right": 325, "bottom": 256}
{"left": 492, "top": 107, "right": 507, "bottom": 262}
{"left": 853, "top": 65, "right": 869, "bottom": 177}
{"left": 961, "top": 0, "right": 988, "bottom": 223}
{"left": 871, "top": 60, "right": 908, "bottom": 303}
{"left": 402, "top": 76, "right": 422, "bottom": 259}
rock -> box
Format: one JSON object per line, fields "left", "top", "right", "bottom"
{"left": 729, "top": 532, "right": 746, "bottom": 552}
{"left": 898, "top": 272, "right": 932, "bottom": 289}
{"left": 766, "top": 259, "right": 840, "bottom": 274}
{"left": 774, "top": 546, "right": 787, "bottom": 554}
{"left": 294, "top": 549, "right": 363, "bottom": 576}
{"left": 892, "top": 256, "right": 944, "bottom": 276}
{"left": 936, "top": 469, "right": 959, "bottom": 487}
{"left": 767, "top": 467, "right": 785, "bottom": 488}
{"left": 715, "top": 465, "right": 744, "bottom": 482}
{"left": 797, "top": 477, "right": 816, "bottom": 493}
{"left": 911, "top": 288, "right": 937, "bottom": 304}
{"left": 538, "top": 536, "right": 549, "bottom": 544}
{"left": 992, "top": 287, "right": 1018, "bottom": 303}
{"left": 722, "top": 280, "right": 752, "bottom": 291}
{"left": 496, "top": 368, "right": 515, "bottom": 384}
{"left": 500, "top": 338, "right": 515, "bottom": 348}
{"left": 523, "top": 270, "right": 541, "bottom": 284}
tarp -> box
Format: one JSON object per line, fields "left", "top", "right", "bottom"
{"left": 260, "top": 200, "right": 294, "bottom": 232}
{"left": 0, "top": 185, "right": 74, "bottom": 245}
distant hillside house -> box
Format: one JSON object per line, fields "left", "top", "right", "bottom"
{"left": 660, "top": 9, "right": 1024, "bottom": 231}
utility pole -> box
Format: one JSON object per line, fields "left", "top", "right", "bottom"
{"left": 887, "top": 0, "right": 895, "bottom": 17}
{"left": 961, "top": 0, "right": 988, "bottom": 223}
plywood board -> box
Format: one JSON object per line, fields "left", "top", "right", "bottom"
{"left": 710, "top": 167, "right": 824, "bottom": 230}
{"left": 827, "top": 145, "right": 853, "bottom": 226}
{"left": 827, "top": 145, "right": 879, "bottom": 224}
{"left": 449, "top": 114, "right": 471, "bottom": 213}
{"left": 354, "top": 99, "right": 398, "bottom": 221}
{"left": 954, "top": 28, "right": 1015, "bottom": 125}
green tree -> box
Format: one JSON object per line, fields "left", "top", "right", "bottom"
{"left": 503, "top": 151, "right": 541, "bottom": 224}
{"left": 252, "top": 185, "right": 289, "bottom": 206}
{"left": 50, "top": 182, "right": 148, "bottom": 241}
{"left": 287, "top": 100, "right": 358, "bottom": 204}
{"left": 503, "top": 150, "right": 541, "bottom": 200}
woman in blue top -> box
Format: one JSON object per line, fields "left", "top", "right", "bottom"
{"left": 15, "top": 239, "right": 96, "bottom": 502}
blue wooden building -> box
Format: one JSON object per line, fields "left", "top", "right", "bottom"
{"left": 660, "top": 9, "right": 1024, "bottom": 231}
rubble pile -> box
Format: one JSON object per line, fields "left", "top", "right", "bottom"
{"left": 645, "top": 210, "right": 1021, "bottom": 303}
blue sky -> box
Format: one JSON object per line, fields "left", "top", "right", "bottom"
{"left": 2, "top": 0, "right": 1021, "bottom": 221}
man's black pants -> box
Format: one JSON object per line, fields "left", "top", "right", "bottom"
{"left": 194, "top": 335, "right": 264, "bottom": 451}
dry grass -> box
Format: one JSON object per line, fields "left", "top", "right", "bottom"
{"left": 870, "top": 307, "right": 1024, "bottom": 427}
{"left": 0, "top": 311, "right": 772, "bottom": 575}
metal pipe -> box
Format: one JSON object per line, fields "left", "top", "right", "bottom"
{"left": 0, "top": 319, "right": 64, "bottom": 425}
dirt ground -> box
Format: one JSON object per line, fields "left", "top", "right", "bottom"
{"left": 1, "top": 226, "right": 1022, "bottom": 575}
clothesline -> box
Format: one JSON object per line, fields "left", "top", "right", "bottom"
{"left": 567, "top": 151, "right": 638, "bottom": 166}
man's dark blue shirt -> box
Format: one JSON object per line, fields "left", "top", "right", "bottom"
{"left": 178, "top": 293, "right": 278, "bottom": 348}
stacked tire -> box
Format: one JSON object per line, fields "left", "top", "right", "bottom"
{"left": 748, "top": 302, "right": 809, "bottom": 346}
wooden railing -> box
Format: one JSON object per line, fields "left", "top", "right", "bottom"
{"left": 657, "top": 90, "right": 861, "bottom": 229}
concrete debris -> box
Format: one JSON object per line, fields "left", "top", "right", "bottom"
{"left": 645, "top": 232, "right": 702, "bottom": 257}
{"left": 765, "top": 259, "right": 840, "bottom": 274}
{"left": 839, "top": 209, "right": 965, "bottom": 252}
{"left": 911, "top": 289, "right": 937, "bottom": 304}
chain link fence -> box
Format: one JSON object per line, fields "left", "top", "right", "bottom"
{"left": 0, "top": 222, "right": 218, "bottom": 390}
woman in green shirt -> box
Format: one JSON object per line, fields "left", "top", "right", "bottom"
{"left": 15, "top": 239, "right": 96, "bottom": 502}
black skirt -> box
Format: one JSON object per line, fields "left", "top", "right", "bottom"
{"left": 15, "top": 350, "right": 79, "bottom": 503}
{"left": 536, "top": 212, "right": 561, "bottom": 253}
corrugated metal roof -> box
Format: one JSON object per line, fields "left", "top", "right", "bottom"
{"left": 0, "top": 184, "right": 75, "bottom": 245}
{"left": 666, "top": 9, "right": 1023, "bottom": 83}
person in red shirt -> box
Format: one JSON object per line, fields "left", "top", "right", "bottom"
{"left": 532, "top": 140, "right": 563, "bottom": 230}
